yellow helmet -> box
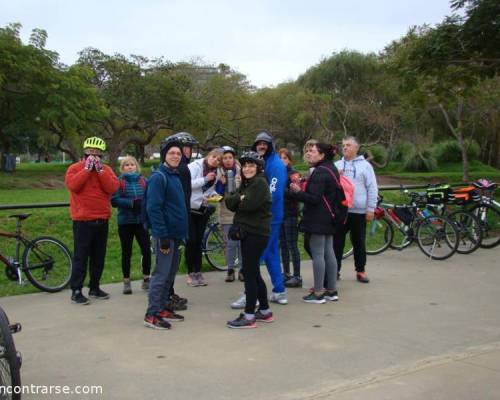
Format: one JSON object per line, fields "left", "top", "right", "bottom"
{"left": 83, "top": 137, "right": 106, "bottom": 151}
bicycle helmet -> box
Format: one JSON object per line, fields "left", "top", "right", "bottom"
{"left": 174, "top": 132, "right": 198, "bottom": 146}
{"left": 160, "top": 135, "right": 183, "bottom": 161}
{"left": 239, "top": 151, "right": 264, "bottom": 168}
{"left": 83, "top": 137, "right": 106, "bottom": 151}
{"left": 221, "top": 146, "right": 236, "bottom": 156}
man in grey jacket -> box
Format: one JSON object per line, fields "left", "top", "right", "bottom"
{"left": 334, "top": 136, "right": 378, "bottom": 283}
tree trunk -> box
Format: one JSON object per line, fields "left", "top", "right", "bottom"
{"left": 438, "top": 100, "right": 469, "bottom": 182}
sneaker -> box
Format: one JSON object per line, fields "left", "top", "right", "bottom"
{"left": 165, "top": 299, "right": 187, "bottom": 311}
{"left": 158, "top": 309, "right": 184, "bottom": 322}
{"left": 227, "top": 313, "right": 257, "bottom": 329}
{"left": 356, "top": 272, "right": 370, "bottom": 283}
{"left": 171, "top": 293, "right": 188, "bottom": 306}
{"left": 284, "top": 276, "right": 303, "bottom": 288}
{"left": 141, "top": 278, "right": 150, "bottom": 291}
{"left": 324, "top": 290, "right": 339, "bottom": 301}
{"left": 144, "top": 314, "right": 171, "bottom": 330}
{"left": 123, "top": 280, "right": 132, "bottom": 295}
{"left": 283, "top": 273, "right": 292, "bottom": 282}
{"left": 225, "top": 269, "right": 235, "bottom": 282}
{"left": 196, "top": 272, "right": 207, "bottom": 286}
{"left": 230, "top": 294, "right": 247, "bottom": 310}
{"left": 255, "top": 309, "right": 274, "bottom": 323}
{"left": 238, "top": 270, "right": 244, "bottom": 282}
{"left": 71, "top": 290, "right": 89, "bottom": 305}
{"left": 270, "top": 291, "right": 288, "bottom": 305}
{"left": 187, "top": 273, "right": 197, "bottom": 287}
{"left": 88, "top": 288, "right": 110, "bottom": 300}
{"left": 303, "top": 292, "right": 326, "bottom": 304}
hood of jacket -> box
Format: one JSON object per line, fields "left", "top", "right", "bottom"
{"left": 251, "top": 131, "right": 276, "bottom": 158}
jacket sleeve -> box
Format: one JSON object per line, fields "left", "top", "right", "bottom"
{"left": 189, "top": 161, "right": 206, "bottom": 189}
{"left": 364, "top": 163, "right": 378, "bottom": 213}
{"left": 111, "top": 181, "right": 133, "bottom": 209}
{"left": 237, "top": 180, "right": 270, "bottom": 212}
{"left": 288, "top": 171, "right": 325, "bottom": 206}
{"left": 97, "top": 166, "right": 120, "bottom": 194}
{"left": 224, "top": 190, "right": 241, "bottom": 212}
{"left": 65, "top": 163, "right": 91, "bottom": 193}
{"left": 267, "top": 156, "right": 287, "bottom": 223}
{"left": 147, "top": 173, "right": 169, "bottom": 240}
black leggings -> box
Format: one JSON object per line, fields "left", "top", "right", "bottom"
{"left": 185, "top": 211, "right": 210, "bottom": 273}
{"left": 118, "top": 224, "right": 151, "bottom": 279}
{"left": 241, "top": 232, "right": 270, "bottom": 314}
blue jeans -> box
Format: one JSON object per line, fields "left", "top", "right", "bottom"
{"left": 261, "top": 222, "right": 285, "bottom": 293}
{"left": 147, "top": 239, "right": 181, "bottom": 316}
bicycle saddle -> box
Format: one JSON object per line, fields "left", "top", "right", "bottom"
{"left": 8, "top": 214, "right": 31, "bottom": 220}
{"left": 473, "top": 179, "right": 497, "bottom": 190}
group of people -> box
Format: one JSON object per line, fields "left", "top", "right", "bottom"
{"left": 65, "top": 131, "right": 378, "bottom": 330}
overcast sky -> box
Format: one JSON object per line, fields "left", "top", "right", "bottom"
{"left": 1, "top": 0, "right": 454, "bottom": 87}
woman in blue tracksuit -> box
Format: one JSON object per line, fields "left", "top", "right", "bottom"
{"left": 111, "top": 156, "right": 151, "bottom": 295}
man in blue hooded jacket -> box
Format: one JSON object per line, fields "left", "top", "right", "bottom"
{"left": 230, "top": 131, "right": 289, "bottom": 309}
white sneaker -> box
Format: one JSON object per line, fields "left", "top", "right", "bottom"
{"left": 270, "top": 291, "right": 288, "bottom": 305}
{"left": 230, "top": 294, "right": 259, "bottom": 309}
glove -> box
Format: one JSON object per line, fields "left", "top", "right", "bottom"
{"left": 94, "top": 158, "right": 103, "bottom": 173}
{"left": 84, "top": 156, "right": 95, "bottom": 171}
{"left": 159, "top": 238, "right": 170, "bottom": 253}
{"left": 132, "top": 199, "right": 142, "bottom": 212}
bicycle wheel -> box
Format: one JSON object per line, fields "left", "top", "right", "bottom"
{"left": 342, "top": 235, "right": 353, "bottom": 259}
{"left": 448, "top": 210, "right": 483, "bottom": 254}
{"left": 416, "top": 216, "right": 459, "bottom": 260}
{"left": 0, "top": 307, "right": 21, "bottom": 400}
{"left": 365, "top": 216, "right": 393, "bottom": 255}
{"left": 203, "top": 224, "right": 228, "bottom": 271}
{"left": 470, "top": 203, "right": 500, "bottom": 249}
{"left": 23, "top": 236, "right": 72, "bottom": 293}
{"left": 389, "top": 226, "right": 413, "bottom": 251}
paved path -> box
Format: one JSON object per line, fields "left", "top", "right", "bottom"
{"left": 2, "top": 246, "right": 500, "bottom": 399}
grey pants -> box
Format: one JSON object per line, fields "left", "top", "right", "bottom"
{"left": 222, "top": 224, "right": 241, "bottom": 269}
{"left": 309, "top": 234, "right": 337, "bottom": 292}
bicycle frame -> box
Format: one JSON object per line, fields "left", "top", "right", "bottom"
{"left": 0, "top": 230, "right": 30, "bottom": 285}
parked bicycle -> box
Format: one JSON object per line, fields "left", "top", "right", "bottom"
{"left": 0, "top": 214, "right": 72, "bottom": 293}
{"left": 469, "top": 179, "right": 500, "bottom": 249}
{"left": 202, "top": 209, "right": 240, "bottom": 271}
{"left": 364, "top": 191, "right": 460, "bottom": 260}
{"left": 0, "top": 305, "right": 22, "bottom": 399}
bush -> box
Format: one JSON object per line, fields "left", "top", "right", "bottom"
{"left": 402, "top": 148, "right": 438, "bottom": 172}
{"left": 390, "top": 141, "right": 414, "bottom": 162}
{"left": 432, "top": 140, "right": 480, "bottom": 163}
{"left": 365, "top": 145, "right": 388, "bottom": 165}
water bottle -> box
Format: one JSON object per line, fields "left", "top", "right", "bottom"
{"left": 421, "top": 208, "right": 431, "bottom": 218}
{"left": 226, "top": 170, "right": 236, "bottom": 193}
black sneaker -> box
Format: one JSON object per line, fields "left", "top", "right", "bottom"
{"left": 88, "top": 288, "right": 110, "bottom": 300}
{"left": 166, "top": 299, "right": 187, "bottom": 311}
{"left": 227, "top": 313, "right": 256, "bottom": 329}
{"left": 71, "top": 290, "right": 89, "bottom": 305}
{"left": 285, "top": 276, "right": 303, "bottom": 288}
{"left": 144, "top": 314, "right": 171, "bottom": 330}
{"left": 171, "top": 293, "right": 188, "bottom": 306}
{"left": 303, "top": 292, "right": 326, "bottom": 304}
{"left": 254, "top": 309, "right": 274, "bottom": 323}
{"left": 324, "top": 290, "right": 339, "bottom": 301}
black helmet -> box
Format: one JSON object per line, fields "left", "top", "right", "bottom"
{"left": 160, "top": 135, "right": 183, "bottom": 161}
{"left": 221, "top": 146, "right": 236, "bottom": 156}
{"left": 174, "top": 132, "right": 198, "bottom": 146}
{"left": 239, "top": 151, "right": 264, "bottom": 168}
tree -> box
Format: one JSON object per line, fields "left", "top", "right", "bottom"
{"left": 77, "top": 49, "right": 192, "bottom": 166}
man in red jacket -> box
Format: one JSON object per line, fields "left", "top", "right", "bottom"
{"left": 65, "top": 137, "right": 119, "bottom": 304}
